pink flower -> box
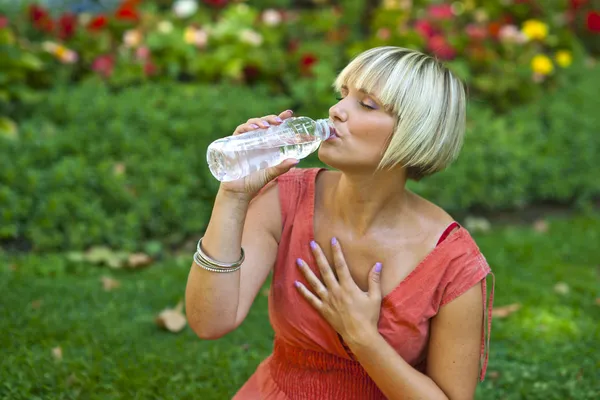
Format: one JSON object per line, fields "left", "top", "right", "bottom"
{"left": 377, "top": 28, "right": 391, "bottom": 40}
{"left": 427, "top": 4, "right": 453, "bottom": 20}
{"left": 414, "top": 19, "right": 435, "bottom": 39}
{"left": 0, "top": 15, "right": 8, "bottom": 29}
{"left": 92, "top": 54, "right": 114, "bottom": 78}
{"left": 136, "top": 46, "right": 150, "bottom": 61}
{"left": 427, "top": 35, "right": 456, "bottom": 60}
{"left": 465, "top": 24, "right": 488, "bottom": 41}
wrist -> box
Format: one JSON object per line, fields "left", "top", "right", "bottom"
{"left": 218, "top": 187, "right": 253, "bottom": 203}
{"left": 344, "top": 326, "right": 381, "bottom": 350}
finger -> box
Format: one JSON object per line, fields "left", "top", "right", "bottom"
{"left": 309, "top": 241, "right": 339, "bottom": 290}
{"left": 294, "top": 280, "right": 323, "bottom": 310}
{"left": 233, "top": 122, "right": 261, "bottom": 135}
{"left": 260, "top": 158, "right": 300, "bottom": 185}
{"left": 278, "top": 109, "right": 294, "bottom": 120}
{"left": 330, "top": 237, "right": 354, "bottom": 287}
{"left": 368, "top": 262, "right": 383, "bottom": 300}
{"left": 296, "top": 258, "right": 329, "bottom": 300}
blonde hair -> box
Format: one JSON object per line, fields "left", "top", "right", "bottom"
{"left": 333, "top": 46, "right": 467, "bottom": 181}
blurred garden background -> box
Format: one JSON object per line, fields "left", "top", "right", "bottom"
{"left": 0, "top": 0, "right": 599, "bottom": 399}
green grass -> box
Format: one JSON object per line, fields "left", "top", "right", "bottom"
{"left": 1, "top": 213, "right": 599, "bottom": 399}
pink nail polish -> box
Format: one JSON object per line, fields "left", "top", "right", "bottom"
{"left": 331, "top": 237, "right": 337, "bottom": 246}
{"left": 294, "top": 281, "right": 301, "bottom": 288}
{"left": 310, "top": 241, "right": 317, "bottom": 250}
{"left": 296, "top": 258, "right": 303, "bottom": 267}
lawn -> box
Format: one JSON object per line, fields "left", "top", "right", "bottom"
{"left": 1, "top": 213, "right": 599, "bottom": 400}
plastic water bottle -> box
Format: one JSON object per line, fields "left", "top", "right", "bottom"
{"left": 207, "top": 116, "right": 334, "bottom": 182}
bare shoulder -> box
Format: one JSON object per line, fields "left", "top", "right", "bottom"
{"left": 406, "top": 190, "right": 457, "bottom": 236}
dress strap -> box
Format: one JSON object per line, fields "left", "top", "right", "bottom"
{"left": 480, "top": 271, "right": 495, "bottom": 381}
{"left": 436, "top": 221, "right": 460, "bottom": 246}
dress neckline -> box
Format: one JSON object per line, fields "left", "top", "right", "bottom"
{"left": 304, "top": 167, "right": 465, "bottom": 304}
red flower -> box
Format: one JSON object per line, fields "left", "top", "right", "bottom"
{"left": 243, "top": 65, "right": 260, "bottom": 83}
{"left": 300, "top": 53, "right": 318, "bottom": 75}
{"left": 28, "top": 4, "right": 54, "bottom": 33}
{"left": 115, "top": 0, "right": 139, "bottom": 22}
{"left": 569, "top": 0, "right": 588, "bottom": 10}
{"left": 488, "top": 22, "right": 502, "bottom": 38}
{"left": 92, "top": 54, "right": 115, "bottom": 78}
{"left": 0, "top": 15, "right": 8, "bottom": 30}
{"left": 88, "top": 15, "right": 108, "bottom": 31}
{"left": 587, "top": 11, "right": 600, "bottom": 32}
{"left": 203, "top": 0, "right": 229, "bottom": 8}
{"left": 414, "top": 19, "right": 435, "bottom": 39}
{"left": 427, "top": 35, "right": 456, "bottom": 60}
{"left": 144, "top": 61, "right": 157, "bottom": 76}
{"left": 57, "top": 13, "right": 77, "bottom": 40}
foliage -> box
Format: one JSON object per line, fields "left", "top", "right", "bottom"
{"left": 0, "top": 82, "right": 291, "bottom": 252}
{"left": 1, "top": 214, "right": 599, "bottom": 399}
{"left": 407, "top": 53, "right": 600, "bottom": 213}
{"left": 350, "top": 0, "right": 599, "bottom": 112}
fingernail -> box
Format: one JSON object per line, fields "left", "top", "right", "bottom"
{"left": 287, "top": 110, "right": 294, "bottom": 115}
{"left": 294, "top": 280, "right": 301, "bottom": 288}
{"left": 296, "top": 258, "right": 303, "bottom": 267}
{"left": 331, "top": 237, "right": 337, "bottom": 246}
{"left": 275, "top": 117, "right": 283, "bottom": 123}
{"left": 262, "top": 121, "right": 270, "bottom": 127}
{"left": 375, "top": 263, "right": 382, "bottom": 273}
{"left": 310, "top": 241, "right": 317, "bottom": 250}
{"left": 251, "top": 124, "right": 260, "bottom": 128}
{"left": 292, "top": 160, "right": 300, "bottom": 165}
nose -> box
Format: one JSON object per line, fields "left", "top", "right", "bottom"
{"left": 329, "top": 99, "right": 347, "bottom": 123}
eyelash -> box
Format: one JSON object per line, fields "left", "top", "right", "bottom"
{"left": 335, "top": 96, "right": 376, "bottom": 110}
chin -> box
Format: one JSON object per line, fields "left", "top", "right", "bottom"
{"left": 317, "top": 146, "right": 373, "bottom": 173}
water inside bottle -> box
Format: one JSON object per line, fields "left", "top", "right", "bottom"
{"left": 208, "top": 139, "right": 321, "bottom": 182}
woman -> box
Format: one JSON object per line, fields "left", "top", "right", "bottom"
{"left": 186, "top": 46, "right": 494, "bottom": 400}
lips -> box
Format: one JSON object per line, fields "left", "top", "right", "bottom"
{"left": 327, "top": 126, "right": 340, "bottom": 140}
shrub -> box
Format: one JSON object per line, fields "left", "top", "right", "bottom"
{"left": 0, "top": 82, "right": 292, "bottom": 252}
{"left": 408, "top": 54, "right": 600, "bottom": 214}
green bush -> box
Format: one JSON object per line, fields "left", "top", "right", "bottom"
{"left": 0, "top": 82, "right": 291, "bottom": 252}
{"left": 409, "top": 57, "right": 600, "bottom": 213}
{"left": 1, "top": 59, "right": 598, "bottom": 253}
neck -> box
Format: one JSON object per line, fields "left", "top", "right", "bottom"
{"left": 327, "top": 167, "right": 409, "bottom": 237}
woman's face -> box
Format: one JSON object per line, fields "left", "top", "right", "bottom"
{"left": 318, "top": 83, "right": 397, "bottom": 172}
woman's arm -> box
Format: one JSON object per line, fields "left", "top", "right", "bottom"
{"left": 185, "top": 183, "right": 281, "bottom": 339}
{"left": 346, "top": 282, "right": 483, "bottom": 400}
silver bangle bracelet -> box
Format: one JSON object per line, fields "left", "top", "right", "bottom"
{"left": 193, "top": 252, "right": 241, "bottom": 273}
{"left": 196, "top": 237, "right": 245, "bottom": 269}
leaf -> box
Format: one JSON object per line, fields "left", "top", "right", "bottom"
{"left": 127, "top": 253, "right": 153, "bottom": 269}
{"left": 533, "top": 219, "right": 549, "bottom": 233}
{"left": 553, "top": 282, "right": 570, "bottom": 295}
{"left": 52, "top": 346, "right": 63, "bottom": 361}
{"left": 595, "top": 298, "right": 600, "bottom": 306}
{"left": 155, "top": 301, "right": 187, "bottom": 333}
{"left": 0, "top": 117, "right": 18, "bottom": 140}
{"left": 101, "top": 276, "right": 121, "bottom": 291}
{"left": 492, "top": 303, "right": 521, "bottom": 318}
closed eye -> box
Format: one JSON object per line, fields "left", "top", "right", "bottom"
{"left": 336, "top": 96, "right": 376, "bottom": 110}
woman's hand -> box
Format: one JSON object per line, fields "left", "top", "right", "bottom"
{"left": 295, "top": 238, "right": 383, "bottom": 345}
{"left": 220, "top": 109, "right": 298, "bottom": 198}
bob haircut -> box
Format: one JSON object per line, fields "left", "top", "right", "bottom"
{"left": 333, "top": 46, "right": 467, "bottom": 181}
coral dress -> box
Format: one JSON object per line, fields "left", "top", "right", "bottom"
{"left": 233, "top": 168, "right": 494, "bottom": 400}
